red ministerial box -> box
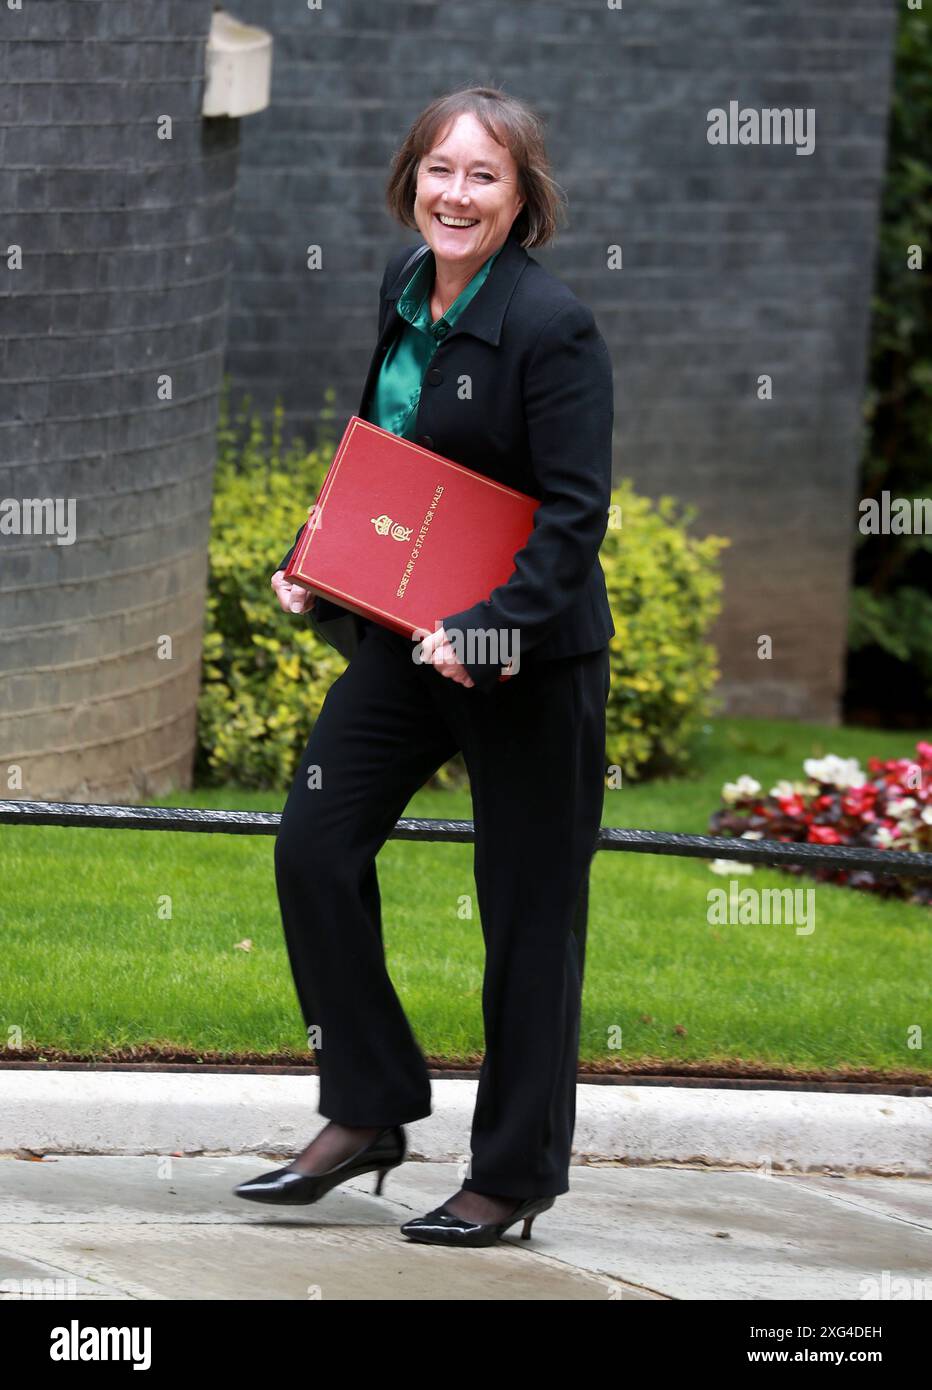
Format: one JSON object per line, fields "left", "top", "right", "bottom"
{"left": 284, "top": 415, "right": 540, "bottom": 650}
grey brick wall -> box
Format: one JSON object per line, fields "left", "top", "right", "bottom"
{"left": 0, "top": 0, "right": 900, "bottom": 806}
{"left": 224, "top": 0, "right": 898, "bottom": 722}
{"left": 0, "top": 0, "right": 233, "bottom": 801}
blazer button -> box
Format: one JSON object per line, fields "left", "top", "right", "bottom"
{"left": 427, "top": 368, "right": 443, "bottom": 385}
{"left": 419, "top": 435, "right": 434, "bottom": 449}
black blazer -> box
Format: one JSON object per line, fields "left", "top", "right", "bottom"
{"left": 276, "top": 221, "right": 616, "bottom": 692}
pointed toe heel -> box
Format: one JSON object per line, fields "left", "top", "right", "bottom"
{"left": 400, "top": 1193, "right": 556, "bottom": 1247}
{"left": 233, "top": 1124, "right": 406, "bottom": 1207}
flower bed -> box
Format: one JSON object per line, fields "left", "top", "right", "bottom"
{"left": 707, "top": 742, "right": 932, "bottom": 905}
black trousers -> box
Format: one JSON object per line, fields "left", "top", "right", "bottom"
{"left": 273, "top": 621, "right": 610, "bottom": 1198}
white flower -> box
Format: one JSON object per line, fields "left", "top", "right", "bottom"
{"left": 769, "top": 780, "right": 797, "bottom": 799}
{"left": 740, "top": 831, "right": 764, "bottom": 840}
{"left": 802, "top": 755, "right": 866, "bottom": 790}
{"left": 709, "top": 858, "right": 755, "bottom": 875}
{"left": 721, "top": 774, "right": 762, "bottom": 804}
{"left": 921, "top": 805, "right": 932, "bottom": 826}
{"left": 873, "top": 825, "right": 896, "bottom": 849}
{"left": 886, "top": 797, "right": 918, "bottom": 820}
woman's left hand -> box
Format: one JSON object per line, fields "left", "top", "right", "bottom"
{"left": 413, "top": 626, "right": 475, "bottom": 688}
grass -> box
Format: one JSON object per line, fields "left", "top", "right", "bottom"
{"left": 1, "top": 717, "right": 929, "bottom": 1078}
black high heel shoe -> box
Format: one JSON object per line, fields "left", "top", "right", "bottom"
{"left": 400, "top": 1193, "right": 555, "bottom": 1247}
{"left": 233, "top": 1125, "right": 406, "bottom": 1206}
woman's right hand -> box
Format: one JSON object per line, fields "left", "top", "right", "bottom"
{"left": 271, "top": 570, "right": 317, "bottom": 615}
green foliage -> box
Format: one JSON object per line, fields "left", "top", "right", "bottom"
{"left": 601, "top": 485, "right": 728, "bottom": 779}
{"left": 849, "top": 585, "right": 932, "bottom": 687}
{"left": 849, "top": 8, "right": 932, "bottom": 701}
{"left": 198, "top": 385, "right": 727, "bottom": 789}
{"left": 195, "top": 382, "right": 348, "bottom": 789}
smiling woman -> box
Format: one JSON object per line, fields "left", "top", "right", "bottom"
{"left": 386, "top": 86, "right": 565, "bottom": 313}
{"left": 412, "top": 115, "right": 525, "bottom": 320}
{"left": 257, "top": 85, "right": 615, "bottom": 1250}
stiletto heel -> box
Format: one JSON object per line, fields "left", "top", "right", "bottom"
{"left": 401, "top": 1193, "right": 556, "bottom": 1247}
{"left": 233, "top": 1125, "right": 406, "bottom": 1207}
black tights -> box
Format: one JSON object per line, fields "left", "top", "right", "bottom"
{"left": 288, "top": 1122, "right": 519, "bottom": 1222}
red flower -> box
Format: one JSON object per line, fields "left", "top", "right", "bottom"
{"left": 710, "top": 740, "right": 931, "bottom": 907}
{"left": 808, "top": 825, "right": 843, "bottom": 844}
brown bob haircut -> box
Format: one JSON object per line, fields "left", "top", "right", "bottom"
{"left": 385, "top": 86, "right": 567, "bottom": 250}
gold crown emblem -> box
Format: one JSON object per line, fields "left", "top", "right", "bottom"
{"left": 371, "top": 514, "right": 413, "bottom": 542}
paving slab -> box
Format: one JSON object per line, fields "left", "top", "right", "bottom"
{"left": 1, "top": 1156, "right": 929, "bottom": 1301}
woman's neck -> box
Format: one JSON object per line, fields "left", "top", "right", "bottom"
{"left": 430, "top": 260, "right": 476, "bottom": 322}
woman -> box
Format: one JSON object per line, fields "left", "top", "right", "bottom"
{"left": 234, "top": 86, "right": 615, "bottom": 1248}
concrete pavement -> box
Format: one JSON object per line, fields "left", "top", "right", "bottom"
{"left": 1, "top": 1071, "right": 930, "bottom": 1300}
{"left": 1, "top": 1156, "right": 931, "bottom": 1300}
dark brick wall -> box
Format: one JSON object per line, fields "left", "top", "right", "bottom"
{"left": 0, "top": 0, "right": 899, "bottom": 799}
{"left": 224, "top": 0, "right": 898, "bottom": 722}
{"left": 0, "top": 0, "right": 233, "bottom": 800}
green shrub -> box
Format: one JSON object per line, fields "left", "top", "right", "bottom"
{"left": 197, "top": 385, "right": 728, "bottom": 789}
{"left": 195, "top": 383, "right": 347, "bottom": 789}
{"left": 847, "top": 8, "right": 932, "bottom": 714}
{"left": 602, "top": 486, "right": 728, "bottom": 780}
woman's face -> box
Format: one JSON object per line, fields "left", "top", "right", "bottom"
{"left": 413, "top": 112, "right": 526, "bottom": 273}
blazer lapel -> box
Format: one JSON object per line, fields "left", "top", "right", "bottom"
{"left": 356, "top": 226, "right": 531, "bottom": 416}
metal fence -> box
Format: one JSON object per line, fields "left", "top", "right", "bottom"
{"left": 2, "top": 799, "right": 932, "bottom": 880}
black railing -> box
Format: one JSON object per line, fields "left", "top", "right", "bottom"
{"left": 2, "top": 799, "right": 931, "bottom": 878}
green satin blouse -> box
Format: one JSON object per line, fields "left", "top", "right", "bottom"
{"left": 369, "top": 243, "right": 503, "bottom": 439}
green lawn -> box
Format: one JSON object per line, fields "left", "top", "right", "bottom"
{"left": 1, "top": 718, "right": 929, "bottom": 1077}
